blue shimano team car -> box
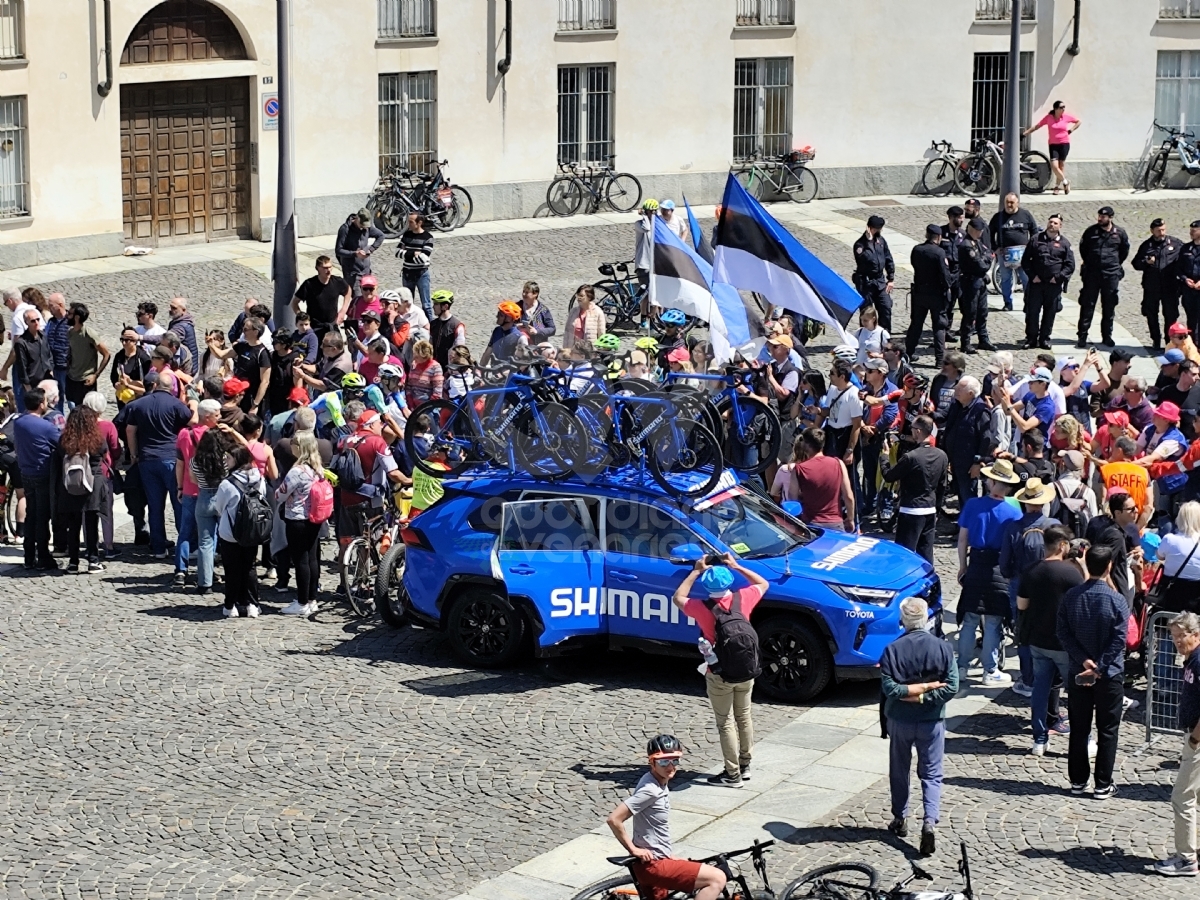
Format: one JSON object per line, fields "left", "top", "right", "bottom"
{"left": 382, "top": 469, "right": 942, "bottom": 703}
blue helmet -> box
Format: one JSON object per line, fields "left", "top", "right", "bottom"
{"left": 660, "top": 308, "right": 687, "bottom": 326}
{"left": 699, "top": 566, "right": 734, "bottom": 596}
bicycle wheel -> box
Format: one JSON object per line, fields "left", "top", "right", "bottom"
{"left": 605, "top": 173, "right": 643, "bottom": 213}
{"left": 665, "top": 382, "right": 723, "bottom": 439}
{"left": 451, "top": 185, "right": 473, "bottom": 227}
{"left": 547, "top": 176, "right": 584, "bottom": 217}
{"left": 954, "top": 154, "right": 996, "bottom": 197}
{"left": 380, "top": 198, "right": 408, "bottom": 235}
{"left": 646, "top": 418, "right": 724, "bottom": 498}
{"left": 988, "top": 258, "right": 1002, "bottom": 295}
{"left": 341, "top": 538, "right": 377, "bottom": 617}
{"left": 716, "top": 396, "right": 781, "bottom": 475}
{"left": 404, "top": 399, "right": 480, "bottom": 478}
{"left": 1020, "top": 149, "right": 1051, "bottom": 194}
{"left": 374, "top": 543, "right": 409, "bottom": 628}
{"left": 513, "top": 402, "right": 587, "bottom": 481}
{"left": 425, "top": 195, "right": 457, "bottom": 232}
{"left": 594, "top": 283, "right": 631, "bottom": 327}
{"left": 570, "top": 873, "right": 639, "bottom": 900}
{"left": 920, "top": 157, "right": 958, "bottom": 195}
{"left": 734, "top": 168, "right": 764, "bottom": 200}
{"left": 781, "top": 862, "right": 880, "bottom": 900}
{"left": 781, "top": 165, "right": 819, "bottom": 203}
{"left": 1144, "top": 149, "right": 1171, "bottom": 191}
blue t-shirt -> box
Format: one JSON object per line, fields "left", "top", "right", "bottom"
{"left": 13, "top": 412, "right": 61, "bottom": 479}
{"left": 1021, "top": 391, "right": 1057, "bottom": 446}
{"left": 958, "top": 495, "right": 1023, "bottom": 550}
{"left": 125, "top": 391, "right": 194, "bottom": 461}
{"left": 295, "top": 330, "right": 319, "bottom": 365}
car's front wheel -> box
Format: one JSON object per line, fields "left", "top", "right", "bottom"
{"left": 446, "top": 590, "right": 528, "bottom": 667}
{"left": 755, "top": 615, "right": 832, "bottom": 702}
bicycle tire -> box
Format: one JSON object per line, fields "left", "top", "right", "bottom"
{"left": 341, "top": 538, "right": 377, "bottom": 618}
{"left": 374, "top": 543, "right": 409, "bottom": 628}
{"left": 569, "top": 873, "right": 639, "bottom": 900}
{"left": 989, "top": 259, "right": 1003, "bottom": 295}
{"left": 571, "top": 395, "right": 617, "bottom": 478}
{"left": 734, "top": 167, "right": 764, "bottom": 200}
{"left": 404, "top": 399, "right": 480, "bottom": 478}
{"left": 954, "top": 154, "right": 996, "bottom": 197}
{"left": 664, "top": 382, "right": 723, "bottom": 440}
{"left": 513, "top": 402, "right": 586, "bottom": 481}
{"left": 1144, "top": 148, "right": 1171, "bottom": 191}
{"left": 3, "top": 481, "right": 16, "bottom": 539}
{"left": 715, "top": 396, "right": 781, "bottom": 475}
{"left": 451, "top": 185, "right": 473, "bottom": 227}
{"left": 646, "top": 418, "right": 724, "bottom": 498}
{"left": 425, "top": 195, "right": 457, "bottom": 232}
{"left": 783, "top": 165, "right": 819, "bottom": 203}
{"left": 547, "top": 176, "right": 584, "bottom": 217}
{"left": 380, "top": 198, "right": 407, "bottom": 235}
{"left": 781, "top": 862, "right": 880, "bottom": 900}
{"left": 920, "top": 157, "right": 958, "bottom": 195}
{"left": 1020, "top": 149, "right": 1051, "bottom": 194}
{"left": 594, "top": 283, "right": 633, "bottom": 327}
{"left": 605, "top": 173, "right": 642, "bottom": 213}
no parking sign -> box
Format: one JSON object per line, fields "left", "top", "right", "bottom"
{"left": 263, "top": 93, "right": 279, "bottom": 131}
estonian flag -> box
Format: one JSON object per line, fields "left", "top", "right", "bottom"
{"left": 651, "top": 216, "right": 760, "bottom": 363}
{"left": 712, "top": 173, "right": 862, "bottom": 342}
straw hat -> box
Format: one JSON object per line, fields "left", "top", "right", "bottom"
{"left": 1015, "top": 477, "right": 1056, "bottom": 506}
{"left": 979, "top": 458, "right": 1020, "bottom": 485}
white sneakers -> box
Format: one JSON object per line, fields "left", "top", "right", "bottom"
{"left": 245, "top": 604, "right": 261, "bottom": 618}
{"left": 280, "top": 600, "right": 317, "bottom": 617}
{"left": 980, "top": 670, "right": 1013, "bottom": 687}
{"left": 1030, "top": 741, "right": 1047, "bottom": 757}
{"left": 222, "top": 605, "right": 239, "bottom": 618}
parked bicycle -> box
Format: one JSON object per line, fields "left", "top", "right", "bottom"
{"left": 954, "top": 139, "right": 1051, "bottom": 196}
{"left": 732, "top": 148, "right": 819, "bottom": 203}
{"left": 366, "top": 159, "right": 473, "bottom": 234}
{"left": 340, "top": 490, "right": 404, "bottom": 618}
{"left": 586, "top": 260, "right": 698, "bottom": 335}
{"left": 1143, "top": 121, "right": 1200, "bottom": 191}
{"left": 546, "top": 157, "right": 643, "bottom": 217}
{"left": 918, "top": 140, "right": 970, "bottom": 196}
{"left": 782, "top": 842, "right": 976, "bottom": 900}
{"left": 571, "top": 839, "right": 776, "bottom": 900}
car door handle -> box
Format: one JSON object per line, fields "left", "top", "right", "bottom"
{"left": 611, "top": 570, "right": 638, "bottom": 582}
{"left": 508, "top": 564, "right": 536, "bottom": 576}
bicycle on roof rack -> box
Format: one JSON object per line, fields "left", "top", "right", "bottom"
{"left": 731, "top": 148, "right": 819, "bottom": 203}
{"left": 547, "top": 156, "right": 643, "bottom": 216}
{"left": 1143, "top": 121, "right": 1200, "bottom": 191}
{"left": 572, "top": 839, "right": 777, "bottom": 900}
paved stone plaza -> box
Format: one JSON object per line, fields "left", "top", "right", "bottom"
{"left": 3, "top": 191, "right": 1199, "bottom": 899}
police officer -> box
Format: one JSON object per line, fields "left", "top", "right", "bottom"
{"left": 1180, "top": 222, "right": 1200, "bottom": 342}
{"left": 1076, "top": 205, "right": 1130, "bottom": 348}
{"left": 853, "top": 215, "right": 896, "bottom": 332}
{"left": 1132, "top": 218, "right": 1183, "bottom": 353}
{"left": 964, "top": 198, "right": 989, "bottom": 248}
{"left": 941, "top": 206, "right": 966, "bottom": 333}
{"left": 1020, "top": 213, "right": 1076, "bottom": 350}
{"left": 905, "top": 225, "right": 953, "bottom": 369}
{"left": 958, "top": 217, "right": 996, "bottom": 354}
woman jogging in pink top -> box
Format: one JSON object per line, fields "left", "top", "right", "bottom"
{"left": 1023, "top": 100, "right": 1081, "bottom": 195}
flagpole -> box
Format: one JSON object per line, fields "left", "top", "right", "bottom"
{"left": 647, "top": 211, "right": 656, "bottom": 314}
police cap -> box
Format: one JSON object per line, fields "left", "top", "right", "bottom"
{"left": 1151, "top": 218, "right": 1165, "bottom": 229}
{"left": 947, "top": 205, "right": 965, "bottom": 217}
{"left": 867, "top": 215, "right": 886, "bottom": 229}
{"left": 925, "top": 224, "right": 942, "bottom": 238}
{"left": 968, "top": 217, "right": 987, "bottom": 232}
{"left": 1098, "top": 205, "right": 1115, "bottom": 217}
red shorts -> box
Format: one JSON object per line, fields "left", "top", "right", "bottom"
{"left": 633, "top": 858, "right": 702, "bottom": 900}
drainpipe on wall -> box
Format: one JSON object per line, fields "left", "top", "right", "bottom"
{"left": 497, "top": 0, "right": 512, "bottom": 75}
{"left": 1067, "top": 0, "right": 1081, "bottom": 56}
{"left": 97, "top": 0, "right": 114, "bottom": 97}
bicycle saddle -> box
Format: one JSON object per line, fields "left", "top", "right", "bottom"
{"left": 608, "top": 855, "right": 638, "bottom": 866}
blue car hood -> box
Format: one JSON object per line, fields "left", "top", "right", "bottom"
{"left": 757, "top": 529, "right": 931, "bottom": 589}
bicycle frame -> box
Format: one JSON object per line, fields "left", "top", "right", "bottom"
{"left": 663, "top": 369, "right": 759, "bottom": 441}
{"left": 613, "top": 840, "right": 775, "bottom": 900}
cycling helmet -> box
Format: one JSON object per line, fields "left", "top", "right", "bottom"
{"left": 646, "top": 734, "right": 683, "bottom": 758}
{"left": 594, "top": 333, "right": 621, "bottom": 352}
{"left": 641, "top": 199, "right": 660, "bottom": 212}
{"left": 431, "top": 289, "right": 455, "bottom": 305}
{"left": 378, "top": 363, "right": 404, "bottom": 381}
{"left": 341, "top": 372, "right": 367, "bottom": 390}
{"left": 903, "top": 373, "right": 929, "bottom": 391}
{"left": 660, "top": 308, "right": 687, "bottom": 327}
{"left": 635, "top": 336, "right": 660, "bottom": 352}
{"left": 832, "top": 344, "right": 857, "bottom": 364}
{"left": 699, "top": 566, "right": 735, "bottom": 596}
{"left": 379, "top": 289, "right": 401, "bottom": 304}
{"left": 497, "top": 300, "right": 523, "bottom": 320}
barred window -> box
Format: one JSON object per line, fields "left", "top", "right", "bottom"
{"left": 1155, "top": 51, "right": 1200, "bottom": 138}
{"left": 733, "top": 57, "right": 792, "bottom": 161}
{"left": 970, "top": 51, "right": 1033, "bottom": 150}
{"left": 735, "top": 0, "right": 795, "bottom": 26}
{"left": 557, "top": 64, "right": 614, "bottom": 165}
{"left": 0, "top": 96, "right": 28, "bottom": 219}
{"left": 557, "top": 0, "right": 614, "bottom": 31}
{"left": 379, "top": 72, "right": 437, "bottom": 174}
{"left": 0, "top": 0, "right": 23, "bottom": 60}
{"left": 377, "top": 0, "right": 436, "bottom": 38}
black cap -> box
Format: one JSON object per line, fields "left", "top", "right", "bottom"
{"left": 926, "top": 224, "right": 942, "bottom": 238}
{"left": 360, "top": 309, "right": 381, "bottom": 322}
{"left": 964, "top": 197, "right": 980, "bottom": 206}
{"left": 1098, "top": 205, "right": 1115, "bottom": 217}
{"left": 1110, "top": 348, "right": 1134, "bottom": 364}
{"left": 1190, "top": 220, "right": 1200, "bottom": 229}
{"left": 947, "top": 205, "right": 965, "bottom": 217}
{"left": 968, "top": 216, "right": 987, "bottom": 232}
{"left": 1151, "top": 218, "right": 1165, "bottom": 229}
{"left": 867, "top": 215, "right": 885, "bottom": 229}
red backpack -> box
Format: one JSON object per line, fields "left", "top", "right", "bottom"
{"left": 305, "top": 468, "right": 334, "bottom": 523}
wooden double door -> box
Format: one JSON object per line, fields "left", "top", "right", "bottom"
{"left": 121, "top": 77, "right": 249, "bottom": 244}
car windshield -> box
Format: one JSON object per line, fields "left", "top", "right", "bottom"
{"left": 690, "top": 489, "right": 814, "bottom": 559}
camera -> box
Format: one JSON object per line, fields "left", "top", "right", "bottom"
{"left": 1066, "top": 538, "right": 1090, "bottom": 560}
{"left": 704, "top": 554, "right": 725, "bottom": 566}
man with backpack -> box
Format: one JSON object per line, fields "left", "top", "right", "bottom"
{"left": 1051, "top": 449, "right": 1098, "bottom": 533}
{"left": 672, "top": 553, "right": 769, "bottom": 789}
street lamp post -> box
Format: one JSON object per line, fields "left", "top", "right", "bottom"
{"left": 271, "top": 0, "right": 298, "bottom": 333}
{"left": 999, "top": 0, "right": 1022, "bottom": 209}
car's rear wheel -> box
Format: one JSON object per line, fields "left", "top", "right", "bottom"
{"left": 446, "top": 589, "right": 527, "bottom": 667}
{"left": 755, "top": 615, "right": 833, "bottom": 702}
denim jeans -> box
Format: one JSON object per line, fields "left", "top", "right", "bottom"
{"left": 175, "top": 493, "right": 197, "bottom": 574}
{"left": 957, "top": 612, "right": 1004, "bottom": 674}
{"left": 195, "top": 488, "right": 219, "bottom": 589}
{"left": 1000, "top": 264, "right": 1028, "bottom": 309}
{"left": 888, "top": 718, "right": 946, "bottom": 827}
{"left": 403, "top": 269, "right": 432, "bottom": 321}
{"left": 1030, "top": 646, "right": 1070, "bottom": 744}
{"left": 55, "top": 371, "right": 68, "bottom": 412}
{"left": 139, "top": 458, "right": 179, "bottom": 556}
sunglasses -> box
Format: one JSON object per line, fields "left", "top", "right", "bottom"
{"left": 362, "top": 286, "right": 377, "bottom": 292}
{"left": 121, "top": 336, "right": 137, "bottom": 342}
{"left": 653, "top": 758, "right": 681, "bottom": 769}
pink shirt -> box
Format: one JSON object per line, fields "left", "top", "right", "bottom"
{"left": 174, "top": 424, "right": 209, "bottom": 497}
{"left": 1036, "top": 112, "right": 1078, "bottom": 145}
{"left": 683, "top": 584, "right": 767, "bottom": 645}
{"left": 248, "top": 440, "right": 270, "bottom": 476}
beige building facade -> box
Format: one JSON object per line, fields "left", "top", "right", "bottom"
{"left": 2, "top": 0, "right": 1200, "bottom": 268}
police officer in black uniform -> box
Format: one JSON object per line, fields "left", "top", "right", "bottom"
{"left": 1180, "top": 221, "right": 1200, "bottom": 342}
{"left": 941, "top": 206, "right": 966, "bottom": 333}
{"left": 963, "top": 198, "right": 989, "bottom": 249}
{"left": 1020, "top": 213, "right": 1076, "bottom": 350}
{"left": 1132, "top": 217, "right": 1184, "bottom": 352}
{"left": 958, "top": 217, "right": 996, "bottom": 354}
{"left": 905, "top": 225, "right": 953, "bottom": 368}
{"left": 853, "top": 215, "right": 896, "bottom": 332}
{"left": 1076, "top": 205, "right": 1130, "bottom": 348}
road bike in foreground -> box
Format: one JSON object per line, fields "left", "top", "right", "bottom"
{"left": 781, "top": 841, "right": 976, "bottom": 900}
{"left": 572, "top": 840, "right": 776, "bottom": 900}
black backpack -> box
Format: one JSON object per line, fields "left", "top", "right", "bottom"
{"left": 705, "top": 593, "right": 761, "bottom": 683}
{"left": 230, "top": 476, "right": 273, "bottom": 547}
{"left": 1053, "top": 479, "right": 1092, "bottom": 537}
{"left": 329, "top": 434, "right": 366, "bottom": 493}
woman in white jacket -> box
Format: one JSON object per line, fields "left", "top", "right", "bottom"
{"left": 214, "top": 446, "right": 265, "bottom": 618}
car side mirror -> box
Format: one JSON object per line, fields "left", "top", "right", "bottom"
{"left": 669, "top": 543, "right": 704, "bottom": 565}
{"left": 781, "top": 501, "right": 803, "bottom": 518}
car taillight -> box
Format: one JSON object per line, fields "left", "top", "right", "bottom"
{"left": 401, "top": 524, "right": 433, "bottom": 551}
